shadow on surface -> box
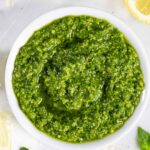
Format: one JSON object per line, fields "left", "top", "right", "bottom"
{"left": 0, "top": 50, "right": 11, "bottom": 111}
{"left": 0, "top": 50, "right": 9, "bottom": 86}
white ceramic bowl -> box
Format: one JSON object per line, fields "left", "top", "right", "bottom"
{"left": 5, "top": 7, "right": 150, "bottom": 150}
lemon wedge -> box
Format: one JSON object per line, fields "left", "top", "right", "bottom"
{"left": 125, "top": 0, "right": 150, "bottom": 24}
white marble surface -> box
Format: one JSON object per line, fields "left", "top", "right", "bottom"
{"left": 0, "top": 0, "right": 150, "bottom": 150}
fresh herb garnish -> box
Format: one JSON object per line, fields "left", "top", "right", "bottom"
{"left": 138, "top": 127, "right": 150, "bottom": 150}
{"left": 19, "top": 147, "right": 29, "bottom": 150}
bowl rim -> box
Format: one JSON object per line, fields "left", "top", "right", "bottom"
{"left": 5, "top": 6, "right": 150, "bottom": 150}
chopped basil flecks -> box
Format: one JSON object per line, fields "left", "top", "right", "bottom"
{"left": 12, "top": 16, "right": 144, "bottom": 143}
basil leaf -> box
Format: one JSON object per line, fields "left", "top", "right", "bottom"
{"left": 19, "top": 147, "right": 29, "bottom": 150}
{"left": 138, "top": 127, "right": 150, "bottom": 150}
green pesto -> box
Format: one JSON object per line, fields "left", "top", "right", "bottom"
{"left": 12, "top": 16, "right": 144, "bottom": 143}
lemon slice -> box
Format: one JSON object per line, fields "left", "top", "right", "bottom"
{"left": 125, "top": 0, "right": 150, "bottom": 24}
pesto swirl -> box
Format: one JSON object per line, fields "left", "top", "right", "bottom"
{"left": 12, "top": 16, "right": 144, "bottom": 143}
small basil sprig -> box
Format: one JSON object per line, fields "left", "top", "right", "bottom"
{"left": 138, "top": 127, "right": 150, "bottom": 150}
{"left": 19, "top": 147, "right": 29, "bottom": 150}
